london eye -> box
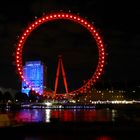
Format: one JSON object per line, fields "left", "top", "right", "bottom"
{"left": 15, "top": 12, "right": 105, "bottom": 97}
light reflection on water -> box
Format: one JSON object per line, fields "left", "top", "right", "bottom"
{"left": 96, "top": 135, "right": 115, "bottom": 140}
{"left": 13, "top": 108, "right": 117, "bottom": 123}
{"left": 15, "top": 109, "right": 45, "bottom": 122}
{"left": 45, "top": 109, "right": 51, "bottom": 122}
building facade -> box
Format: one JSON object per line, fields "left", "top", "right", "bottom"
{"left": 21, "top": 61, "right": 47, "bottom": 95}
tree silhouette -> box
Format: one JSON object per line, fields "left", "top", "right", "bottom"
{"left": 28, "top": 90, "right": 37, "bottom": 102}
{"left": 15, "top": 91, "right": 28, "bottom": 102}
{"left": 0, "top": 90, "right": 4, "bottom": 102}
{"left": 3, "top": 91, "right": 12, "bottom": 102}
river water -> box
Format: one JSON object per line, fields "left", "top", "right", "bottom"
{"left": 13, "top": 108, "right": 117, "bottom": 123}
{"left": 1, "top": 107, "right": 140, "bottom": 139}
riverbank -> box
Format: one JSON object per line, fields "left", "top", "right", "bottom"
{"left": 1, "top": 102, "right": 140, "bottom": 110}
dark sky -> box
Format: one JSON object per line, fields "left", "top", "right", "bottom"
{"left": 0, "top": 0, "right": 140, "bottom": 92}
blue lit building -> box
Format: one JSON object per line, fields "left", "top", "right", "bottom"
{"left": 21, "top": 61, "right": 47, "bottom": 95}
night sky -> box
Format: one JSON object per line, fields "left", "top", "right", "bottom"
{"left": 0, "top": 0, "right": 140, "bottom": 92}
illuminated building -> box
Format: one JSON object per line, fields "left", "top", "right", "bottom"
{"left": 21, "top": 61, "right": 47, "bottom": 95}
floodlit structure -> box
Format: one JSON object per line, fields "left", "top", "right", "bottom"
{"left": 21, "top": 61, "right": 47, "bottom": 95}
{"left": 16, "top": 12, "right": 105, "bottom": 95}
{"left": 54, "top": 55, "right": 69, "bottom": 97}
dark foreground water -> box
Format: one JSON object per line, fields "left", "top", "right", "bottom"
{"left": 1, "top": 107, "right": 140, "bottom": 139}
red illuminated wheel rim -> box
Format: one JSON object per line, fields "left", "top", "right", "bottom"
{"left": 16, "top": 12, "right": 105, "bottom": 94}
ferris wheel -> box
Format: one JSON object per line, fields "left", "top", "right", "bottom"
{"left": 15, "top": 12, "right": 105, "bottom": 96}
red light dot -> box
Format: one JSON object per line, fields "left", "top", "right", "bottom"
{"left": 17, "top": 48, "right": 20, "bottom": 50}
{"left": 81, "top": 19, "right": 84, "bottom": 22}
{"left": 42, "top": 18, "right": 45, "bottom": 21}
{"left": 90, "top": 27, "right": 93, "bottom": 30}
{"left": 20, "top": 40, "right": 23, "bottom": 43}
{"left": 74, "top": 16, "right": 76, "bottom": 19}
{"left": 26, "top": 30, "right": 29, "bottom": 33}
{"left": 99, "top": 40, "right": 102, "bottom": 43}
{"left": 39, "top": 20, "right": 41, "bottom": 22}
{"left": 84, "top": 22, "right": 87, "bottom": 24}
{"left": 18, "top": 44, "right": 21, "bottom": 47}
{"left": 66, "top": 14, "right": 69, "bottom": 17}
{"left": 88, "top": 24, "right": 90, "bottom": 27}
{"left": 35, "top": 22, "right": 38, "bottom": 25}
{"left": 78, "top": 18, "right": 80, "bottom": 20}
{"left": 46, "top": 16, "right": 49, "bottom": 19}
{"left": 58, "top": 14, "right": 60, "bottom": 17}
{"left": 102, "top": 48, "right": 104, "bottom": 51}
{"left": 29, "top": 27, "right": 32, "bottom": 30}
{"left": 93, "top": 79, "right": 96, "bottom": 82}
{"left": 98, "top": 37, "right": 100, "bottom": 40}
{"left": 62, "top": 14, "right": 64, "bottom": 17}
{"left": 22, "top": 36, "right": 25, "bottom": 39}
{"left": 70, "top": 15, "right": 72, "bottom": 18}
{"left": 32, "top": 24, "right": 35, "bottom": 27}
{"left": 54, "top": 15, "right": 56, "bottom": 17}
{"left": 95, "top": 33, "right": 98, "bottom": 36}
